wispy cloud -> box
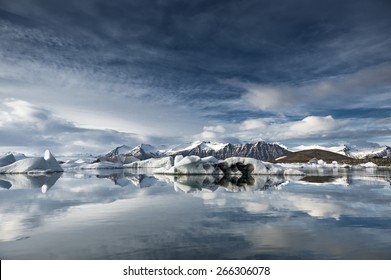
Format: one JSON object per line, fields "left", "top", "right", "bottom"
{"left": 226, "top": 62, "right": 391, "bottom": 115}
{"left": 0, "top": 99, "right": 147, "bottom": 155}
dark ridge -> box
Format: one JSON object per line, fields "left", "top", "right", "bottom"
{"left": 270, "top": 149, "right": 351, "bottom": 163}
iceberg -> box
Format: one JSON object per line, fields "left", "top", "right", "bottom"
{"left": 156, "top": 155, "right": 288, "bottom": 175}
{"left": 58, "top": 153, "right": 304, "bottom": 177}
{"left": 0, "top": 150, "right": 63, "bottom": 174}
{"left": 79, "top": 161, "right": 123, "bottom": 169}
{"left": 223, "top": 157, "right": 285, "bottom": 175}
{"left": 124, "top": 156, "right": 173, "bottom": 169}
{"left": 359, "top": 162, "right": 377, "bottom": 168}
{"left": 160, "top": 155, "right": 224, "bottom": 175}
{"left": 283, "top": 168, "right": 305, "bottom": 176}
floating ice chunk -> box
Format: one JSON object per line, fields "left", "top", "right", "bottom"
{"left": 360, "top": 162, "right": 377, "bottom": 168}
{"left": 0, "top": 158, "right": 49, "bottom": 174}
{"left": 175, "top": 155, "right": 201, "bottom": 167}
{"left": 284, "top": 168, "right": 305, "bottom": 176}
{"left": 223, "top": 157, "right": 284, "bottom": 175}
{"left": 160, "top": 155, "right": 223, "bottom": 175}
{"left": 201, "top": 156, "right": 220, "bottom": 163}
{"left": 174, "top": 155, "right": 184, "bottom": 166}
{"left": 125, "top": 156, "right": 173, "bottom": 169}
{"left": 317, "top": 159, "right": 325, "bottom": 165}
{"left": 0, "top": 150, "right": 63, "bottom": 174}
{"left": 43, "top": 150, "right": 63, "bottom": 172}
{"left": 157, "top": 156, "right": 286, "bottom": 175}
{"left": 79, "top": 161, "right": 123, "bottom": 169}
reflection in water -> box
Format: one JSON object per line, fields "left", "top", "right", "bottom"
{"left": 0, "top": 172, "right": 62, "bottom": 193}
{"left": 95, "top": 170, "right": 288, "bottom": 192}
{"left": 171, "top": 174, "right": 287, "bottom": 192}
{"left": 0, "top": 179, "right": 12, "bottom": 189}
{"left": 0, "top": 169, "right": 391, "bottom": 259}
{"left": 301, "top": 176, "right": 338, "bottom": 183}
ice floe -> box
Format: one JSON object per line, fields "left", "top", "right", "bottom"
{"left": 0, "top": 150, "right": 63, "bottom": 174}
{"left": 124, "top": 156, "right": 173, "bottom": 169}
{"left": 154, "top": 155, "right": 288, "bottom": 175}
{"left": 53, "top": 152, "right": 390, "bottom": 177}
{"left": 359, "top": 162, "right": 377, "bottom": 168}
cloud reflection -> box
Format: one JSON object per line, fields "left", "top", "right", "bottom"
{"left": 0, "top": 170, "right": 390, "bottom": 259}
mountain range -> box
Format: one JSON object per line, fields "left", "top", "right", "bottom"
{"left": 99, "top": 141, "right": 391, "bottom": 163}
{"left": 100, "top": 141, "right": 289, "bottom": 162}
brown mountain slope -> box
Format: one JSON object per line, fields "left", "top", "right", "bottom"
{"left": 270, "top": 149, "right": 351, "bottom": 163}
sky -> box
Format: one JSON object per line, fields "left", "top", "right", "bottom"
{"left": 0, "top": 0, "right": 390, "bottom": 155}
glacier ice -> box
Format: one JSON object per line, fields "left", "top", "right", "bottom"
{"left": 125, "top": 156, "right": 173, "bottom": 169}
{"left": 0, "top": 150, "right": 63, "bottom": 174}
{"left": 156, "top": 156, "right": 287, "bottom": 175}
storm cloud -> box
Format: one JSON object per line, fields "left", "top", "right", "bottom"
{"left": 0, "top": 0, "right": 390, "bottom": 153}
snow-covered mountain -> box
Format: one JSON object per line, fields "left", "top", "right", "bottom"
{"left": 167, "top": 141, "right": 288, "bottom": 161}
{"left": 102, "top": 144, "right": 164, "bottom": 163}
{"left": 344, "top": 145, "right": 391, "bottom": 159}
{"left": 101, "top": 141, "right": 289, "bottom": 162}
{"left": 292, "top": 144, "right": 391, "bottom": 159}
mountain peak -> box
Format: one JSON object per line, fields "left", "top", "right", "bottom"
{"left": 103, "top": 140, "right": 288, "bottom": 162}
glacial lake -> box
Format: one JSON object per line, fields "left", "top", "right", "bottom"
{"left": 1, "top": 168, "right": 391, "bottom": 259}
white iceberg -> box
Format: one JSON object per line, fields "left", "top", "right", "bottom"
{"left": 223, "top": 157, "right": 285, "bottom": 175}
{"left": 125, "top": 156, "right": 173, "bottom": 169}
{"left": 359, "top": 162, "right": 377, "bottom": 168}
{"left": 160, "top": 155, "right": 223, "bottom": 175}
{"left": 156, "top": 156, "right": 288, "bottom": 175}
{"left": 0, "top": 150, "right": 63, "bottom": 174}
{"left": 79, "top": 161, "right": 123, "bottom": 169}
{"left": 284, "top": 168, "right": 305, "bottom": 176}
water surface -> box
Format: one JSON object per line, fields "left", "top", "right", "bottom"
{"left": 1, "top": 168, "right": 391, "bottom": 259}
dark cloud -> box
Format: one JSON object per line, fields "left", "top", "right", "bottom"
{"left": 0, "top": 0, "right": 390, "bottom": 149}
{"left": 3, "top": 0, "right": 390, "bottom": 83}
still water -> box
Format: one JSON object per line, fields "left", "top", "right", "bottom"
{"left": 1, "top": 168, "right": 391, "bottom": 259}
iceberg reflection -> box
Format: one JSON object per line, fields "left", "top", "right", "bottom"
{"left": 0, "top": 169, "right": 391, "bottom": 259}
{"left": 94, "top": 170, "right": 289, "bottom": 192}
{"left": 0, "top": 172, "right": 62, "bottom": 193}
